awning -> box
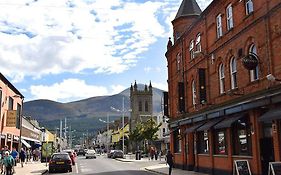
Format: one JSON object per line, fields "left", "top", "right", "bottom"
{"left": 184, "top": 122, "right": 205, "bottom": 134}
{"left": 214, "top": 115, "right": 244, "bottom": 129}
{"left": 196, "top": 118, "right": 223, "bottom": 132}
{"left": 21, "top": 139, "right": 31, "bottom": 148}
{"left": 259, "top": 108, "right": 281, "bottom": 122}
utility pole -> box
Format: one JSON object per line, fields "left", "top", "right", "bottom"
{"left": 107, "top": 113, "right": 109, "bottom": 153}
{"left": 122, "top": 97, "right": 125, "bottom": 154}
{"left": 64, "top": 118, "right": 67, "bottom": 140}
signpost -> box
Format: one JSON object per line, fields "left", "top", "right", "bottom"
{"left": 233, "top": 160, "right": 252, "bottom": 175}
{"left": 268, "top": 162, "right": 281, "bottom": 175}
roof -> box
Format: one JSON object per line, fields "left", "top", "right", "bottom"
{"left": 0, "top": 73, "right": 24, "bottom": 99}
{"left": 174, "top": 0, "right": 202, "bottom": 20}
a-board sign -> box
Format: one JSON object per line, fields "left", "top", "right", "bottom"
{"left": 268, "top": 162, "right": 281, "bottom": 175}
{"left": 233, "top": 160, "right": 252, "bottom": 175}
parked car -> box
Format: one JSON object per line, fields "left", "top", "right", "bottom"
{"left": 107, "top": 150, "right": 116, "bottom": 158}
{"left": 85, "top": 149, "right": 96, "bottom": 159}
{"left": 49, "top": 153, "right": 72, "bottom": 173}
{"left": 112, "top": 150, "right": 124, "bottom": 159}
{"left": 64, "top": 150, "right": 76, "bottom": 165}
{"left": 77, "top": 148, "right": 86, "bottom": 156}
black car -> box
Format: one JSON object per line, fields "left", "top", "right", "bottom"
{"left": 49, "top": 153, "right": 72, "bottom": 173}
{"left": 112, "top": 150, "right": 124, "bottom": 159}
{"left": 77, "top": 148, "right": 86, "bottom": 156}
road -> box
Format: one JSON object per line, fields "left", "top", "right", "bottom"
{"left": 47, "top": 155, "right": 163, "bottom": 175}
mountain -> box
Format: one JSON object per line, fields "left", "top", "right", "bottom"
{"left": 23, "top": 85, "right": 165, "bottom": 133}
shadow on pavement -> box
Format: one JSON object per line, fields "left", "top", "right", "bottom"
{"left": 83, "top": 170, "right": 155, "bottom": 175}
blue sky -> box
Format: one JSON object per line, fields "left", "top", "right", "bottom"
{"left": 0, "top": 0, "right": 211, "bottom": 102}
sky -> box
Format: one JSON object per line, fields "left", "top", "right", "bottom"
{"left": 0, "top": 0, "right": 211, "bottom": 103}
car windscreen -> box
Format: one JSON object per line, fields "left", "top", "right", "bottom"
{"left": 52, "top": 154, "right": 69, "bottom": 160}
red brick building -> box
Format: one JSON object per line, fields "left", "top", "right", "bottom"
{"left": 165, "top": 0, "right": 281, "bottom": 174}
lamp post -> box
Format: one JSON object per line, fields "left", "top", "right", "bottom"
{"left": 99, "top": 113, "right": 111, "bottom": 152}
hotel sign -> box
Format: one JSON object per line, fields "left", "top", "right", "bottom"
{"left": 6, "top": 110, "right": 17, "bottom": 127}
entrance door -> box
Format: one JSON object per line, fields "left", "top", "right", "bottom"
{"left": 260, "top": 123, "right": 275, "bottom": 175}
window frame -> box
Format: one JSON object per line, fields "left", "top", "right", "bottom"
{"left": 138, "top": 101, "right": 142, "bottom": 112}
{"left": 219, "top": 64, "right": 225, "bottom": 94}
{"left": 195, "top": 33, "right": 201, "bottom": 52}
{"left": 189, "top": 40, "right": 195, "bottom": 60}
{"left": 8, "top": 96, "right": 14, "bottom": 110}
{"left": 216, "top": 14, "right": 223, "bottom": 38}
{"left": 145, "top": 101, "right": 149, "bottom": 112}
{"left": 214, "top": 129, "right": 227, "bottom": 155}
{"left": 16, "top": 103, "right": 21, "bottom": 129}
{"left": 173, "top": 129, "right": 182, "bottom": 153}
{"left": 226, "top": 4, "right": 234, "bottom": 30}
{"left": 176, "top": 53, "right": 181, "bottom": 72}
{"left": 230, "top": 57, "right": 238, "bottom": 89}
{"left": 192, "top": 80, "right": 196, "bottom": 105}
{"left": 249, "top": 44, "right": 259, "bottom": 82}
{"left": 245, "top": 0, "right": 254, "bottom": 15}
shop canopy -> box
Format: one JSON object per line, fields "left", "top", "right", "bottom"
{"left": 184, "top": 122, "right": 205, "bottom": 134}
{"left": 259, "top": 108, "right": 281, "bottom": 122}
{"left": 196, "top": 118, "right": 223, "bottom": 132}
{"left": 214, "top": 115, "right": 244, "bottom": 129}
{"left": 21, "top": 139, "right": 31, "bottom": 148}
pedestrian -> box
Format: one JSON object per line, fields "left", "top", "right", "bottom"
{"left": 32, "top": 149, "right": 36, "bottom": 161}
{"left": 155, "top": 149, "right": 158, "bottom": 160}
{"left": 150, "top": 147, "right": 155, "bottom": 160}
{"left": 11, "top": 147, "right": 18, "bottom": 173}
{"left": 26, "top": 149, "right": 30, "bottom": 163}
{"left": 19, "top": 148, "right": 26, "bottom": 167}
{"left": 166, "top": 150, "right": 174, "bottom": 175}
{"left": 3, "top": 151, "right": 14, "bottom": 175}
{"left": 0, "top": 148, "right": 5, "bottom": 174}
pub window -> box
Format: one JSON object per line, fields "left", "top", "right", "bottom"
{"left": 197, "top": 130, "right": 209, "bottom": 154}
{"left": 195, "top": 33, "right": 201, "bottom": 52}
{"left": 219, "top": 64, "right": 225, "bottom": 94}
{"left": 230, "top": 57, "right": 238, "bottom": 89}
{"left": 226, "top": 4, "right": 234, "bottom": 30}
{"left": 232, "top": 116, "right": 252, "bottom": 155}
{"left": 176, "top": 53, "right": 181, "bottom": 72}
{"left": 145, "top": 101, "right": 148, "bottom": 112}
{"left": 249, "top": 44, "right": 259, "bottom": 82}
{"left": 245, "top": 0, "right": 254, "bottom": 15}
{"left": 214, "top": 130, "right": 227, "bottom": 154}
{"left": 8, "top": 97, "right": 14, "bottom": 110}
{"left": 173, "top": 129, "right": 182, "bottom": 153}
{"left": 216, "top": 14, "right": 223, "bottom": 38}
{"left": 192, "top": 80, "right": 196, "bottom": 105}
{"left": 16, "top": 103, "right": 21, "bottom": 129}
{"left": 189, "top": 40, "right": 194, "bottom": 59}
{"left": 138, "top": 101, "right": 142, "bottom": 112}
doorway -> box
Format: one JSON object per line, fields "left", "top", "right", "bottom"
{"left": 260, "top": 123, "right": 274, "bottom": 175}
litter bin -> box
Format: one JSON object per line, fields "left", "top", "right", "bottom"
{"left": 135, "top": 151, "right": 141, "bottom": 160}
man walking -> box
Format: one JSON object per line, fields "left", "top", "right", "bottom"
{"left": 19, "top": 148, "right": 26, "bottom": 167}
{"left": 166, "top": 150, "right": 174, "bottom": 175}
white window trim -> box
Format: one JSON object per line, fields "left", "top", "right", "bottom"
{"left": 246, "top": 0, "right": 254, "bottom": 15}
{"left": 249, "top": 44, "right": 259, "bottom": 82}
{"left": 216, "top": 14, "right": 223, "bottom": 38}
{"left": 189, "top": 40, "right": 194, "bottom": 59}
{"left": 226, "top": 4, "right": 234, "bottom": 30}
{"left": 177, "top": 53, "right": 181, "bottom": 71}
{"left": 219, "top": 64, "right": 225, "bottom": 94}
{"left": 192, "top": 80, "right": 196, "bottom": 105}
{"left": 230, "top": 57, "right": 238, "bottom": 89}
{"left": 195, "top": 33, "right": 201, "bottom": 52}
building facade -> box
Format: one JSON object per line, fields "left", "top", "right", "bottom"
{"left": 0, "top": 73, "right": 24, "bottom": 150}
{"left": 166, "top": 0, "right": 281, "bottom": 175}
{"left": 22, "top": 116, "right": 41, "bottom": 150}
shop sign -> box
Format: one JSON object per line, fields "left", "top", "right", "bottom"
{"left": 13, "top": 135, "right": 19, "bottom": 141}
{"left": 7, "top": 134, "right": 12, "bottom": 140}
{"left": 234, "top": 160, "right": 252, "bottom": 175}
{"left": 242, "top": 53, "right": 259, "bottom": 70}
{"left": 268, "top": 162, "right": 281, "bottom": 175}
{"left": 6, "top": 110, "right": 17, "bottom": 127}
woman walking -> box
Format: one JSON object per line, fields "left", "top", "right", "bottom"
{"left": 19, "top": 148, "right": 26, "bottom": 167}
{"left": 3, "top": 151, "right": 14, "bottom": 175}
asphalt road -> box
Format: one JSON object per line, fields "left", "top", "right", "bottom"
{"left": 47, "top": 155, "right": 161, "bottom": 175}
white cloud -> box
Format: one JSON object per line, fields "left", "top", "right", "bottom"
{"left": 30, "top": 79, "right": 109, "bottom": 102}
{"left": 110, "top": 85, "right": 126, "bottom": 95}
{"left": 0, "top": 0, "right": 174, "bottom": 82}
{"left": 153, "top": 82, "right": 168, "bottom": 91}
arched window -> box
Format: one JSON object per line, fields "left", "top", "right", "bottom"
{"left": 189, "top": 40, "right": 194, "bottom": 59}
{"left": 226, "top": 4, "right": 234, "bottom": 30}
{"left": 145, "top": 101, "right": 149, "bottom": 112}
{"left": 176, "top": 53, "right": 181, "bottom": 72}
{"left": 195, "top": 33, "right": 201, "bottom": 52}
{"left": 192, "top": 80, "right": 196, "bottom": 105}
{"left": 245, "top": 0, "right": 254, "bottom": 15}
{"left": 219, "top": 64, "right": 225, "bottom": 94}
{"left": 249, "top": 44, "right": 259, "bottom": 81}
{"left": 230, "top": 57, "right": 238, "bottom": 89}
{"left": 138, "top": 101, "right": 142, "bottom": 112}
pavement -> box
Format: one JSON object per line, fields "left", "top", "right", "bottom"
{"left": 116, "top": 155, "right": 208, "bottom": 175}
{"left": 13, "top": 161, "right": 48, "bottom": 175}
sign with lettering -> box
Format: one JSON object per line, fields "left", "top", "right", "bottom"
{"left": 234, "top": 160, "right": 252, "bottom": 175}
{"left": 6, "top": 110, "right": 17, "bottom": 127}
{"left": 268, "top": 162, "right": 281, "bottom": 175}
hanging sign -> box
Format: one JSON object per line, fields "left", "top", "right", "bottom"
{"left": 233, "top": 160, "right": 252, "bottom": 175}
{"left": 6, "top": 110, "right": 17, "bottom": 127}
{"left": 268, "top": 162, "right": 281, "bottom": 175}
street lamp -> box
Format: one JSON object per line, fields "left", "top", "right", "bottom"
{"left": 99, "top": 114, "right": 112, "bottom": 153}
